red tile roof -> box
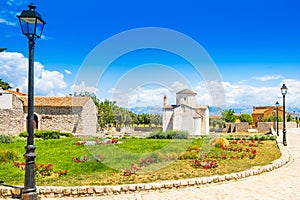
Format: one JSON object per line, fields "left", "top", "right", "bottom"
{"left": 19, "top": 96, "right": 91, "bottom": 107}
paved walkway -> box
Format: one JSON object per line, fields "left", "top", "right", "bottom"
{"left": 45, "top": 128, "right": 300, "bottom": 200}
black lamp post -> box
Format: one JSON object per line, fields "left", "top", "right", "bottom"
{"left": 17, "top": 4, "right": 46, "bottom": 200}
{"left": 275, "top": 101, "right": 279, "bottom": 136}
{"left": 281, "top": 84, "right": 288, "bottom": 146}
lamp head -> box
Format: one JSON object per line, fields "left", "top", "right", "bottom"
{"left": 281, "top": 84, "right": 288, "bottom": 96}
{"left": 17, "top": 3, "right": 46, "bottom": 39}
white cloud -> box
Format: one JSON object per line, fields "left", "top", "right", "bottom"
{"left": 0, "top": 52, "right": 67, "bottom": 96}
{"left": 0, "top": 18, "right": 16, "bottom": 26}
{"left": 105, "top": 80, "right": 300, "bottom": 109}
{"left": 64, "top": 69, "right": 71, "bottom": 75}
{"left": 252, "top": 75, "right": 284, "bottom": 81}
{"left": 71, "top": 81, "right": 98, "bottom": 94}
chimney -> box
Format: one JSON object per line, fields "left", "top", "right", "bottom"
{"left": 16, "top": 88, "right": 20, "bottom": 92}
{"left": 163, "top": 95, "right": 168, "bottom": 106}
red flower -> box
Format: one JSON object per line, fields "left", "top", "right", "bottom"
{"left": 40, "top": 163, "right": 45, "bottom": 168}
{"left": 47, "top": 163, "right": 53, "bottom": 167}
{"left": 14, "top": 161, "right": 20, "bottom": 167}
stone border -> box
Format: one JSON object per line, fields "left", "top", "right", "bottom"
{"left": 0, "top": 142, "right": 291, "bottom": 199}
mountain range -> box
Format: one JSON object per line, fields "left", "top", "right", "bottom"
{"left": 128, "top": 106, "right": 300, "bottom": 116}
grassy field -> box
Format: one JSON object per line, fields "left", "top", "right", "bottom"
{"left": 0, "top": 136, "right": 281, "bottom": 186}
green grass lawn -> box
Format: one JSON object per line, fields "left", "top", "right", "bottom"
{"left": 0, "top": 136, "right": 281, "bottom": 186}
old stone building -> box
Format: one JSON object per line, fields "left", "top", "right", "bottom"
{"left": 252, "top": 106, "right": 284, "bottom": 127}
{"left": 162, "top": 89, "right": 209, "bottom": 135}
{"left": 0, "top": 89, "right": 98, "bottom": 136}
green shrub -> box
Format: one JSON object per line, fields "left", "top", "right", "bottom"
{"left": 60, "top": 132, "right": 74, "bottom": 137}
{"left": 19, "top": 130, "right": 61, "bottom": 140}
{"left": 178, "top": 152, "right": 198, "bottom": 160}
{"left": 148, "top": 130, "right": 189, "bottom": 139}
{"left": 248, "top": 136, "right": 254, "bottom": 140}
{"left": 270, "top": 135, "right": 277, "bottom": 140}
{"left": 0, "top": 134, "right": 13, "bottom": 143}
{"left": 0, "top": 150, "right": 19, "bottom": 163}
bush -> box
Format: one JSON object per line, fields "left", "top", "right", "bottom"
{"left": 148, "top": 130, "right": 189, "bottom": 139}
{"left": 209, "top": 137, "right": 229, "bottom": 148}
{"left": 19, "top": 130, "right": 74, "bottom": 140}
{"left": 0, "top": 150, "right": 19, "bottom": 163}
{"left": 60, "top": 132, "right": 74, "bottom": 138}
{"left": 19, "top": 130, "right": 66, "bottom": 140}
{"left": 0, "top": 134, "right": 13, "bottom": 143}
{"left": 270, "top": 135, "right": 277, "bottom": 140}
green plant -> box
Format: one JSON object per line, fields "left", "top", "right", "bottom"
{"left": 0, "top": 134, "right": 13, "bottom": 143}
{"left": 148, "top": 130, "right": 189, "bottom": 139}
{"left": 0, "top": 150, "right": 19, "bottom": 163}
{"left": 239, "top": 113, "right": 253, "bottom": 125}
{"left": 19, "top": 130, "right": 73, "bottom": 140}
{"left": 60, "top": 132, "right": 74, "bottom": 138}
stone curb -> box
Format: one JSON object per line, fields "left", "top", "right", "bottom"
{"left": 0, "top": 142, "right": 291, "bottom": 199}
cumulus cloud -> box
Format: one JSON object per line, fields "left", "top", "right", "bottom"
{"left": 0, "top": 52, "right": 67, "bottom": 96}
{"left": 71, "top": 81, "right": 98, "bottom": 94}
{"left": 106, "top": 79, "right": 300, "bottom": 109}
{"left": 252, "top": 75, "right": 284, "bottom": 81}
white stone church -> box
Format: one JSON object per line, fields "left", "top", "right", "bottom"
{"left": 163, "top": 89, "right": 209, "bottom": 135}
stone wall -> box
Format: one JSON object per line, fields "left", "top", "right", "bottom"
{"left": 223, "top": 122, "right": 249, "bottom": 133}
{"left": 257, "top": 122, "right": 297, "bottom": 133}
{"left": 29, "top": 106, "right": 81, "bottom": 134}
{"left": 0, "top": 109, "right": 24, "bottom": 136}
{"left": 80, "top": 98, "right": 97, "bottom": 135}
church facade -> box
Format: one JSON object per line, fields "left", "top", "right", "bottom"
{"left": 162, "top": 89, "right": 209, "bottom": 135}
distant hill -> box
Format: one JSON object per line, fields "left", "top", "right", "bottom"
{"left": 129, "top": 106, "right": 162, "bottom": 114}
{"left": 128, "top": 105, "right": 299, "bottom": 116}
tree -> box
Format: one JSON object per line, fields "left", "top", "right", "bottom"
{"left": 209, "top": 118, "right": 225, "bottom": 128}
{"left": 151, "top": 114, "right": 162, "bottom": 127}
{"left": 287, "top": 114, "right": 293, "bottom": 122}
{"left": 0, "top": 79, "right": 12, "bottom": 90}
{"left": 239, "top": 113, "right": 253, "bottom": 125}
{"left": 221, "top": 109, "right": 237, "bottom": 122}
{"left": 262, "top": 115, "right": 283, "bottom": 122}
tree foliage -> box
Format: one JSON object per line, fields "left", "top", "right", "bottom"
{"left": 262, "top": 115, "right": 283, "bottom": 122}
{"left": 0, "top": 79, "right": 12, "bottom": 90}
{"left": 221, "top": 109, "right": 237, "bottom": 122}
{"left": 72, "top": 92, "right": 162, "bottom": 129}
{"left": 239, "top": 113, "right": 253, "bottom": 125}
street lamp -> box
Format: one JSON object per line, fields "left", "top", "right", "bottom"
{"left": 17, "top": 4, "right": 46, "bottom": 200}
{"left": 281, "top": 84, "right": 288, "bottom": 146}
{"left": 275, "top": 101, "right": 279, "bottom": 136}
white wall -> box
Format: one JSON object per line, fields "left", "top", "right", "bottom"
{"left": 176, "top": 94, "right": 197, "bottom": 107}
{"left": 0, "top": 91, "right": 13, "bottom": 109}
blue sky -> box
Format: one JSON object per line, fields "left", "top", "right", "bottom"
{"left": 1, "top": 0, "right": 300, "bottom": 110}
